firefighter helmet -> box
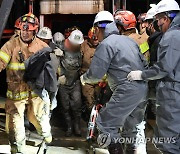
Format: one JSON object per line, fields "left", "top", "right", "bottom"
{"left": 88, "top": 27, "right": 98, "bottom": 40}
{"left": 114, "top": 10, "right": 137, "bottom": 30}
{"left": 14, "top": 17, "right": 21, "bottom": 29}
{"left": 19, "top": 12, "right": 39, "bottom": 31}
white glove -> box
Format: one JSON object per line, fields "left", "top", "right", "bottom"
{"left": 54, "top": 47, "right": 64, "bottom": 57}
{"left": 127, "top": 70, "right": 143, "bottom": 81}
{"left": 80, "top": 75, "right": 86, "bottom": 86}
{"left": 58, "top": 75, "right": 66, "bottom": 85}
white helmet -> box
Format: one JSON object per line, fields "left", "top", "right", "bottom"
{"left": 68, "top": 29, "right": 84, "bottom": 45}
{"left": 155, "top": 0, "right": 180, "bottom": 16}
{"left": 145, "top": 5, "right": 157, "bottom": 20}
{"left": 37, "top": 27, "right": 52, "bottom": 40}
{"left": 93, "top": 11, "right": 114, "bottom": 25}
{"left": 52, "top": 32, "right": 65, "bottom": 46}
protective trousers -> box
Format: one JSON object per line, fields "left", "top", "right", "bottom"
{"left": 96, "top": 81, "right": 148, "bottom": 149}
{"left": 5, "top": 96, "right": 51, "bottom": 153}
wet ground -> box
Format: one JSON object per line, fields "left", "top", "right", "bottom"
{"left": 0, "top": 99, "right": 161, "bottom": 154}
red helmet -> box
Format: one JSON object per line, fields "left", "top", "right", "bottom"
{"left": 14, "top": 17, "right": 21, "bottom": 29}
{"left": 137, "top": 13, "right": 147, "bottom": 23}
{"left": 88, "top": 27, "right": 98, "bottom": 40}
{"left": 114, "top": 10, "right": 137, "bottom": 30}
{"left": 19, "top": 12, "right": 39, "bottom": 31}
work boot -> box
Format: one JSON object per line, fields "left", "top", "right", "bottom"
{"left": 74, "top": 116, "right": 81, "bottom": 137}
{"left": 64, "top": 113, "right": 72, "bottom": 137}
{"left": 108, "top": 143, "right": 124, "bottom": 154}
{"left": 66, "top": 123, "right": 72, "bottom": 137}
{"left": 44, "top": 134, "right": 52, "bottom": 144}
{"left": 124, "top": 144, "right": 137, "bottom": 154}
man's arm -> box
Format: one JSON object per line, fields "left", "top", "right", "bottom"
{"left": 82, "top": 41, "right": 114, "bottom": 84}
{"left": 0, "top": 41, "right": 12, "bottom": 71}
{"left": 127, "top": 32, "right": 180, "bottom": 81}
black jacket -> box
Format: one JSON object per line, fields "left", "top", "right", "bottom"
{"left": 148, "top": 31, "right": 163, "bottom": 66}
{"left": 24, "top": 47, "right": 58, "bottom": 94}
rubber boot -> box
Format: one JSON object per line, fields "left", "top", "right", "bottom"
{"left": 74, "top": 116, "right": 81, "bottom": 137}
{"left": 124, "top": 144, "right": 137, "bottom": 154}
{"left": 64, "top": 113, "right": 72, "bottom": 137}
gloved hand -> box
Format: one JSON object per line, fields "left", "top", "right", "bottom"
{"left": 80, "top": 75, "right": 86, "bottom": 86}
{"left": 54, "top": 47, "right": 64, "bottom": 57}
{"left": 127, "top": 70, "right": 143, "bottom": 81}
{"left": 58, "top": 75, "right": 66, "bottom": 85}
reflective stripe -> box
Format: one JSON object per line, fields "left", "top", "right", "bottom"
{"left": 31, "top": 91, "right": 38, "bottom": 98}
{"left": 140, "top": 42, "right": 149, "bottom": 54}
{"left": 7, "top": 90, "right": 38, "bottom": 101}
{"left": 7, "top": 63, "right": 25, "bottom": 70}
{"left": 0, "top": 50, "right": 10, "bottom": 63}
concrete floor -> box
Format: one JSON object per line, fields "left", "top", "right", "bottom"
{"left": 0, "top": 116, "right": 161, "bottom": 154}
{"left": 0, "top": 99, "right": 161, "bottom": 154}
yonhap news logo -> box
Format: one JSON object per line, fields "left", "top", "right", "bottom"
{"left": 97, "top": 133, "right": 111, "bottom": 148}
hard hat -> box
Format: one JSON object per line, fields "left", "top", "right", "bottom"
{"left": 114, "top": 10, "right": 137, "bottom": 30}
{"left": 137, "top": 13, "right": 147, "bottom": 23}
{"left": 155, "top": 0, "right": 180, "bottom": 15}
{"left": 68, "top": 29, "right": 84, "bottom": 45}
{"left": 88, "top": 27, "right": 98, "bottom": 40}
{"left": 145, "top": 5, "right": 157, "bottom": 20}
{"left": 52, "top": 32, "right": 65, "bottom": 46}
{"left": 37, "top": 27, "right": 52, "bottom": 40}
{"left": 14, "top": 17, "right": 21, "bottom": 29}
{"left": 93, "top": 11, "right": 114, "bottom": 27}
{"left": 19, "top": 12, "right": 39, "bottom": 31}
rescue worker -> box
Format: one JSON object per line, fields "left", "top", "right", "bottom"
{"left": 115, "top": 10, "right": 150, "bottom": 61}
{"left": 37, "top": 27, "right": 64, "bottom": 113}
{"left": 144, "top": 5, "right": 163, "bottom": 119}
{"left": 52, "top": 32, "right": 65, "bottom": 49}
{"left": 81, "top": 27, "right": 99, "bottom": 111}
{"left": 0, "top": 13, "right": 52, "bottom": 153}
{"left": 81, "top": 11, "right": 148, "bottom": 154}
{"left": 57, "top": 29, "right": 84, "bottom": 137}
{"left": 114, "top": 10, "right": 149, "bottom": 154}
{"left": 144, "top": 6, "right": 163, "bottom": 67}
{"left": 127, "top": 0, "right": 180, "bottom": 153}
{"left": 37, "top": 26, "right": 53, "bottom": 45}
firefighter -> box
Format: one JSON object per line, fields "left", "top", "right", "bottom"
{"left": 114, "top": 10, "right": 149, "bottom": 154}
{"left": 81, "top": 11, "right": 148, "bottom": 154}
{"left": 127, "top": 0, "right": 180, "bottom": 153}
{"left": 0, "top": 13, "right": 52, "bottom": 153}
{"left": 115, "top": 10, "right": 150, "bottom": 61}
{"left": 81, "top": 27, "right": 99, "bottom": 112}
{"left": 57, "top": 29, "right": 84, "bottom": 137}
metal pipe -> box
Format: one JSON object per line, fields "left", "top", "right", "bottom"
{"left": 0, "top": 0, "right": 14, "bottom": 40}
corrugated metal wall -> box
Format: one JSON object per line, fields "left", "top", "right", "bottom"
{"left": 40, "top": 0, "right": 104, "bottom": 14}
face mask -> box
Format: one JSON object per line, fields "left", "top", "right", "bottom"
{"left": 153, "top": 20, "right": 160, "bottom": 32}
{"left": 146, "top": 27, "right": 151, "bottom": 36}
